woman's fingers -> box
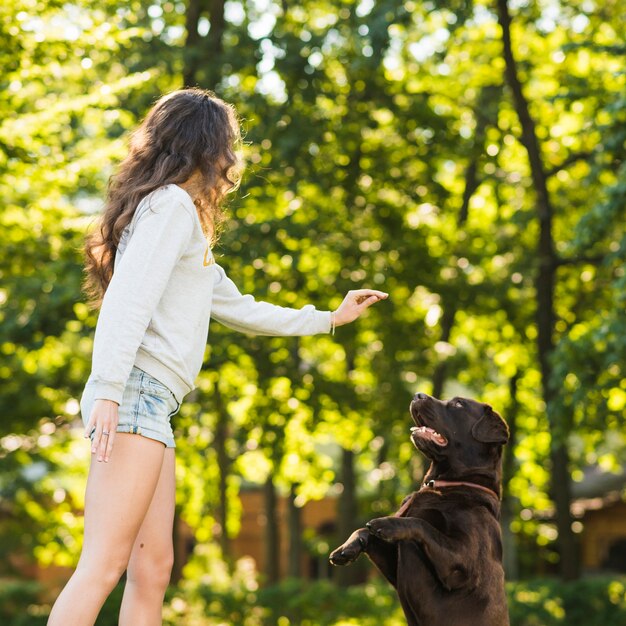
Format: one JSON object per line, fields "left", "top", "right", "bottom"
{"left": 350, "top": 289, "right": 388, "bottom": 305}
{"left": 335, "top": 289, "right": 389, "bottom": 325}
{"left": 85, "top": 399, "right": 119, "bottom": 463}
{"left": 103, "top": 430, "right": 116, "bottom": 463}
{"left": 84, "top": 419, "right": 95, "bottom": 440}
{"left": 96, "top": 429, "right": 109, "bottom": 463}
{"left": 357, "top": 294, "right": 381, "bottom": 309}
{"left": 94, "top": 424, "right": 116, "bottom": 462}
{"left": 91, "top": 424, "right": 101, "bottom": 455}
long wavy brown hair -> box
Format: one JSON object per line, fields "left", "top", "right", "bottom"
{"left": 83, "top": 88, "right": 242, "bottom": 310}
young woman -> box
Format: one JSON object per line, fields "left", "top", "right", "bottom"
{"left": 47, "top": 88, "right": 387, "bottom": 626}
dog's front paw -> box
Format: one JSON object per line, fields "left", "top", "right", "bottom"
{"left": 329, "top": 530, "right": 368, "bottom": 566}
{"left": 329, "top": 544, "right": 358, "bottom": 566}
{"left": 366, "top": 517, "right": 405, "bottom": 543}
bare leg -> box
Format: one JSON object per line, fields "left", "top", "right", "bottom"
{"left": 119, "top": 448, "right": 176, "bottom": 626}
{"left": 47, "top": 434, "right": 167, "bottom": 626}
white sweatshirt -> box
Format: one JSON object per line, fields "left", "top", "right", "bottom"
{"left": 88, "top": 184, "right": 331, "bottom": 404}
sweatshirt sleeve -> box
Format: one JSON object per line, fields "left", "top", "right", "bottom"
{"left": 210, "top": 263, "right": 332, "bottom": 336}
{"left": 89, "top": 198, "right": 195, "bottom": 404}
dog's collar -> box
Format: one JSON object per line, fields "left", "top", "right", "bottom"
{"left": 422, "top": 479, "right": 500, "bottom": 500}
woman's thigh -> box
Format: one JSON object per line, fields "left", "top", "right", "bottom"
{"left": 127, "top": 447, "right": 176, "bottom": 576}
{"left": 78, "top": 434, "right": 167, "bottom": 573}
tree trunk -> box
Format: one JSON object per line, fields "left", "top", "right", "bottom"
{"left": 183, "top": 0, "right": 225, "bottom": 89}
{"left": 458, "top": 84, "right": 500, "bottom": 223}
{"left": 264, "top": 474, "right": 280, "bottom": 584}
{"left": 335, "top": 448, "right": 359, "bottom": 587}
{"left": 204, "top": 0, "right": 226, "bottom": 89}
{"left": 432, "top": 86, "right": 499, "bottom": 398}
{"left": 183, "top": 0, "right": 206, "bottom": 87}
{"left": 496, "top": 0, "right": 579, "bottom": 580}
{"left": 287, "top": 484, "right": 302, "bottom": 578}
{"left": 213, "top": 387, "right": 231, "bottom": 562}
{"left": 431, "top": 306, "right": 456, "bottom": 399}
{"left": 501, "top": 373, "right": 520, "bottom": 580}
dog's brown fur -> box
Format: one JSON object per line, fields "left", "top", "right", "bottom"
{"left": 330, "top": 393, "right": 510, "bottom": 626}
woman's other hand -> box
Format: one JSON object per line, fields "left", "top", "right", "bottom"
{"left": 334, "top": 289, "right": 388, "bottom": 327}
{"left": 84, "top": 399, "right": 120, "bottom": 463}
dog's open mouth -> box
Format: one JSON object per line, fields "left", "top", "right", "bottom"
{"left": 410, "top": 425, "right": 448, "bottom": 446}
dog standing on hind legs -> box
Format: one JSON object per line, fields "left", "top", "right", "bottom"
{"left": 330, "top": 392, "right": 510, "bottom": 626}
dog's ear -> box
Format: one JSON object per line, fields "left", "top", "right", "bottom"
{"left": 471, "top": 405, "right": 509, "bottom": 445}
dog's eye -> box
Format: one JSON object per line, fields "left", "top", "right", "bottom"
{"left": 453, "top": 400, "right": 464, "bottom": 408}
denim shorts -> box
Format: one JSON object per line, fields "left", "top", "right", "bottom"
{"left": 80, "top": 365, "right": 181, "bottom": 448}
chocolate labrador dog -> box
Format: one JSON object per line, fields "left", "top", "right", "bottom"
{"left": 330, "top": 392, "right": 510, "bottom": 626}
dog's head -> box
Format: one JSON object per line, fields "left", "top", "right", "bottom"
{"left": 409, "top": 392, "right": 509, "bottom": 469}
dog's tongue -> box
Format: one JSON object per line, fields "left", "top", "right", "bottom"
{"left": 411, "top": 425, "right": 448, "bottom": 446}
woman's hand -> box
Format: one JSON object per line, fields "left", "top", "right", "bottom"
{"left": 334, "top": 289, "right": 389, "bottom": 327}
{"left": 84, "top": 399, "right": 119, "bottom": 463}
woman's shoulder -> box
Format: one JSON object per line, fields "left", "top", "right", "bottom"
{"left": 116, "top": 185, "right": 198, "bottom": 256}
{"left": 130, "top": 184, "right": 197, "bottom": 228}
{"left": 145, "top": 184, "right": 195, "bottom": 214}
{"left": 120, "top": 184, "right": 197, "bottom": 239}
{"left": 151, "top": 183, "right": 193, "bottom": 202}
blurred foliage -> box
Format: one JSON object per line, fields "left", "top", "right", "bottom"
{"left": 1, "top": 574, "right": 625, "bottom": 625}
{"left": 0, "top": 0, "right": 625, "bottom": 610}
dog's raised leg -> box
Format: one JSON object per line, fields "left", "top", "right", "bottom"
{"left": 329, "top": 528, "right": 369, "bottom": 565}
{"left": 364, "top": 534, "right": 399, "bottom": 586}
{"left": 329, "top": 528, "right": 399, "bottom": 586}
{"left": 366, "top": 516, "right": 470, "bottom": 590}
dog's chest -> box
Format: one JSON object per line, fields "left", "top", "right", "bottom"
{"left": 400, "top": 492, "right": 465, "bottom": 533}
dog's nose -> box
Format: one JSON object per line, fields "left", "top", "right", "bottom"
{"left": 414, "top": 392, "right": 428, "bottom": 400}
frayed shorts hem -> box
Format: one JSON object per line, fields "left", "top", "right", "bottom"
{"left": 114, "top": 425, "right": 176, "bottom": 449}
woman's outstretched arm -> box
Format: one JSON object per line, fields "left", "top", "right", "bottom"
{"left": 210, "top": 263, "right": 387, "bottom": 336}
